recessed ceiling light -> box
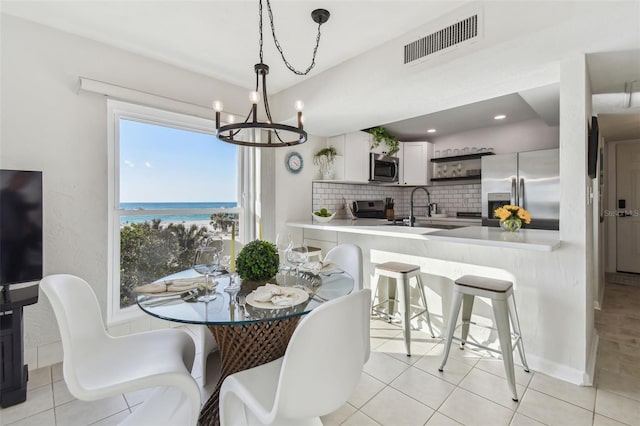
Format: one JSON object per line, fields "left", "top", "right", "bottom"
{"left": 427, "top": 129, "right": 436, "bottom": 133}
{"left": 494, "top": 114, "right": 506, "bottom": 120}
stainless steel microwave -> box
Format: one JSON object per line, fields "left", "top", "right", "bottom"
{"left": 369, "top": 153, "right": 399, "bottom": 183}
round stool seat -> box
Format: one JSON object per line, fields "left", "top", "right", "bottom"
{"left": 455, "top": 275, "right": 513, "bottom": 293}
{"left": 375, "top": 262, "right": 421, "bottom": 274}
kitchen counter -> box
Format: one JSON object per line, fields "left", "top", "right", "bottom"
{"left": 285, "top": 219, "right": 589, "bottom": 386}
{"left": 289, "top": 220, "right": 560, "bottom": 251}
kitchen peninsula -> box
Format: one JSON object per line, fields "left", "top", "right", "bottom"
{"left": 286, "top": 220, "right": 590, "bottom": 386}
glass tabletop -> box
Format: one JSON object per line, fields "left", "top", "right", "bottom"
{"left": 136, "top": 268, "right": 354, "bottom": 325}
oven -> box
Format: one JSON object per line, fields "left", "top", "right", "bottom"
{"left": 369, "top": 153, "right": 399, "bottom": 183}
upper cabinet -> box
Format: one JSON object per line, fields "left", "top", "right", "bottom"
{"left": 328, "top": 131, "right": 371, "bottom": 182}
{"left": 399, "top": 141, "right": 431, "bottom": 185}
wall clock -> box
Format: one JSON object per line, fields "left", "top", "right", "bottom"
{"left": 285, "top": 151, "right": 303, "bottom": 174}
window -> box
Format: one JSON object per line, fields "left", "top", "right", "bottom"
{"left": 107, "top": 100, "right": 241, "bottom": 324}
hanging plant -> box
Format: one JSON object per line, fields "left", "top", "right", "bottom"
{"left": 366, "top": 127, "right": 400, "bottom": 156}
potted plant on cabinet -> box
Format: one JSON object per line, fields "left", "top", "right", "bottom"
{"left": 367, "top": 126, "right": 400, "bottom": 156}
{"left": 313, "top": 146, "right": 338, "bottom": 180}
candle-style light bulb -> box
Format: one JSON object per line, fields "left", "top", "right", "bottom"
{"left": 249, "top": 91, "right": 260, "bottom": 104}
{"left": 213, "top": 101, "right": 223, "bottom": 129}
{"left": 295, "top": 100, "right": 304, "bottom": 129}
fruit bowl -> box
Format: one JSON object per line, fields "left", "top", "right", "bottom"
{"left": 312, "top": 212, "right": 336, "bottom": 223}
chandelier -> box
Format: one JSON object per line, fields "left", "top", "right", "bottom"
{"left": 213, "top": 0, "right": 330, "bottom": 147}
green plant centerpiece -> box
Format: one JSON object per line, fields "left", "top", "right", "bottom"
{"left": 313, "top": 146, "right": 338, "bottom": 179}
{"left": 367, "top": 126, "right": 400, "bottom": 156}
{"left": 235, "top": 239, "right": 279, "bottom": 287}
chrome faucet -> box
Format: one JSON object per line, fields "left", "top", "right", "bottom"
{"left": 409, "top": 186, "right": 432, "bottom": 227}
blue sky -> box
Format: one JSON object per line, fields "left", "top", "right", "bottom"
{"left": 119, "top": 119, "right": 238, "bottom": 203}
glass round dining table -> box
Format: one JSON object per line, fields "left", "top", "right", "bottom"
{"left": 137, "top": 267, "right": 354, "bottom": 426}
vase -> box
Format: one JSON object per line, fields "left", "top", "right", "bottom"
{"left": 321, "top": 168, "right": 334, "bottom": 180}
{"left": 500, "top": 218, "right": 522, "bottom": 232}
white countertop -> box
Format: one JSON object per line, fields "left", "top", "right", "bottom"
{"left": 288, "top": 220, "right": 561, "bottom": 251}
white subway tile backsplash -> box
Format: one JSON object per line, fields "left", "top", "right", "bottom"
{"left": 312, "top": 182, "right": 481, "bottom": 218}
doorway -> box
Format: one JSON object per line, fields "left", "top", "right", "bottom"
{"left": 615, "top": 143, "right": 640, "bottom": 274}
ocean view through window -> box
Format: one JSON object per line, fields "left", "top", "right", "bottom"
{"left": 108, "top": 100, "right": 241, "bottom": 322}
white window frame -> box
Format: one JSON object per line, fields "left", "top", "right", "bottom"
{"left": 107, "top": 100, "right": 242, "bottom": 325}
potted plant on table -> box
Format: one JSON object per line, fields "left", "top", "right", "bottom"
{"left": 235, "top": 239, "right": 280, "bottom": 291}
{"left": 313, "top": 146, "right": 337, "bottom": 180}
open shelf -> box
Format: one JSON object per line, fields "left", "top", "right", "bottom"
{"left": 430, "top": 175, "right": 481, "bottom": 182}
{"left": 430, "top": 152, "right": 495, "bottom": 163}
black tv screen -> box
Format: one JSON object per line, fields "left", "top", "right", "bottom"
{"left": 0, "top": 169, "right": 43, "bottom": 286}
{"left": 588, "top": 116, "right": 599, "bottom": 179}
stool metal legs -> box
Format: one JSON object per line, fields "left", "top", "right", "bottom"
{"left": 438, "top": 291, "right": 464, "bottom": 372}
{"left": 417, "top": 275, "right": 436, "bottom": 339}
{"left": 371, "top": 271, "right": 435, "bottom": 357}
{"left": 439, "top": 288, "right": 528, "bottom": 402}
{"left": 492, "top": 298, "right": 518, "bottom": 401}
{"left": 397, "top": 274, "right": 412, "bottom": 356}
{"left": 508, "top": 296, "right": 530, "bottom": 372}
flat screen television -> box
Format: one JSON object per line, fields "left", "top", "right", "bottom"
{"left": 588, "top": 116, "right": 599, "bottom": 179}
{"left": 0, "top": 169, "right": 43, "bottom": 286}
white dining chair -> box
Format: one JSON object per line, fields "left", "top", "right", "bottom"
{"left": 40, "top": 274, "right": 202, "bottom": 426}
{"left": 219, "top": 289, "right": 371, "bottom": 426}
{"left": 323, "top": 243, "right": 363, "bottom": 291}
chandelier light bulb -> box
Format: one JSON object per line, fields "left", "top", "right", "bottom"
{"left": 249, "top": 91, "right": 261, "bottom": 105}
{"left": 295, "top": 100, "right": 305, "bottom": 112}
{"left": 227, "top": 114, "right": 235, "bottom": 124}
{"left": 212, "top": 100, "right": 224, "bottom": 112}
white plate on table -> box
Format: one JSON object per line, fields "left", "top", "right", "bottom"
{"left": 246, "top": 287, "right": 309, "bottom": 309}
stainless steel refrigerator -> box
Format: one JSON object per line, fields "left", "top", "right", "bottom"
{"left": 481, "top": 148, "right": 559, "bottom": 230}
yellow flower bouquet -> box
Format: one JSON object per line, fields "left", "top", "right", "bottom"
{"left": 493, "top": 205, "right": 531, "bottom": 232}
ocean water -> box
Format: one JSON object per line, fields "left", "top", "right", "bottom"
{"left": 120, "top": 202, "right": 237, "bottom": 224}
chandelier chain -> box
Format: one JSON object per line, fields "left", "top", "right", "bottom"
{"left": 259, "top": 0, "right": 324, "bottom": 76}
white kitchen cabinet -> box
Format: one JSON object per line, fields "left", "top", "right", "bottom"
{"left": 329, "top": 131, "right": 371, "bottom": 182}
{"left": 399, "top": 141, "right": 431, "bottom": 185}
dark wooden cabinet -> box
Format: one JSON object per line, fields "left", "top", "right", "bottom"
{"left": 0, "top": 284, "right": 39, "bottom": 408}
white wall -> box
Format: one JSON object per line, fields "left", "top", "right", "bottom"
{"left": 0, "top": 15, "right": 251, "bottom": 366}
{"left": 273, "top": 134, "right": 326, "bottom": 245}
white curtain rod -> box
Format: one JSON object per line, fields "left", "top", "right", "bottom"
{"left": 77, "top": 77, "right": 215, "bottom": 120}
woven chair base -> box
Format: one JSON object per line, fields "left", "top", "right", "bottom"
{"left": 198, "top": 317, "right": 301, "bottom": 426}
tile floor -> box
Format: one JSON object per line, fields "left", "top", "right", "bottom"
{"left": 2, "top": 281, "right": 639, "bottom": 426}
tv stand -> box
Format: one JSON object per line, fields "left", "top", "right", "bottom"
{"left": 0, "top": 284, "right": 39, "bottom": 408}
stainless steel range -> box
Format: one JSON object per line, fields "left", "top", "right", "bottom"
{"left": 352, "top": 200, "right": 386, "bottom": 219}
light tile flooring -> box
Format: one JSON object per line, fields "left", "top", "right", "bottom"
{"left": 2, "top": 281, "right": 640, "bottom": 426}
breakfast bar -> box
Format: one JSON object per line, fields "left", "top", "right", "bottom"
{"left": 285, "top": 220, "right": 591, "bottom": 386}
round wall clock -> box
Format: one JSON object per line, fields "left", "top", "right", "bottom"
{"left": 285, "top": 151, "right": 303, "bottom": 174}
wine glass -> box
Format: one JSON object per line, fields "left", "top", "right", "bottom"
{"left": 275, "top": 233, "right": 293, "bottom": 272}
{"left": 286, "top": 244, "right": 308, "bottom": 286}
{"left": 220, "top": 255, "right": 241, "bottom": 294}
{"left": 192, "top": 246, "right": 220, "bottom": 303}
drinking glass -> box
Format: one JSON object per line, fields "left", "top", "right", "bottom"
{"left": 192, "top": 246, "right": 220, "bottom": 302}
{"left": 275, "top": 233, "right": 293, "bottom": 272}
{"left": 220, "top": 255, "right": 241, "bottom": 294}
{"left": 286, "top": 244, "right": 308, "bottom": 286}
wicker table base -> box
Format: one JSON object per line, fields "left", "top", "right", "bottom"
{"left": 198, "top": 317, "right": 301, "bottom": 426}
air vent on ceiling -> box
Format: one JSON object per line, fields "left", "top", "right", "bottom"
{"left": 404, "top": 14, "right": 481, "bottom": 65}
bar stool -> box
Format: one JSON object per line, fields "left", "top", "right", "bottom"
{"left": 292, "top": 246, "right": 323, "bottom": 261}
{"left": 371, "top": 262, "right": 435, "bottom": 356}
{"left": 438, "top": 275, "right": 530, "bottom": 401}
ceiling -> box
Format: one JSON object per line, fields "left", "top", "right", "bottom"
{"left": 2, "top": 1, "right": 639, "bottom": 142}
